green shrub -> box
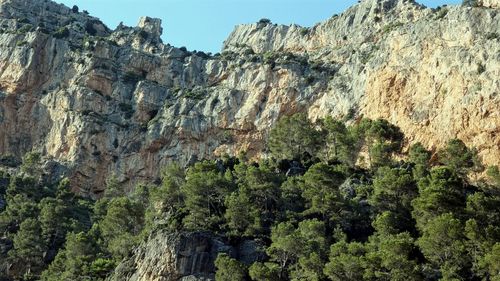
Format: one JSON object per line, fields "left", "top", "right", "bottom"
{"left": 486, "top": 33, "right": 499, "bottom": 40}
{"left": 85, "top": 21, "right": 97, "bottom": 36}
{"left": 183, "top": 88, "right": 206, "bottom": 100}
{"left": 118, "top": 103, "right": 133, "bottom": 113}
{"left": 300, "top": 27, "right": 308, "bottom": 36}
{"left": 258, "top": 18, "right": 271, "bottom": 25}
{"left": 122, "top": 71, "right": 143, "bottom": 84}
{"left": 263, "top": 51, "right": 276, "bottom": 64}
{"left": 477, "top": 63, "right": 486, "bottom": 74}
{"left": 53, "top": 27, "right": 70, "bottom": 39}
{"left": 435, "top": 8, "right": 448, "bottom": 20}
{"left": 0, "top": 155, "right": 20, "bottom": 167}
{"left": 20, "top": 151, "right": 42, "bottom": 176}
{"left": 462, "top": 0, "right": 479, "bottom": 7}
{"left": 242, "top": 48, "right": 254, "bottom": 56}
{"left": 18, "top": 18, "right": 30, "bottom": 24}
{"left": 306, "top": 75, "right": 315, "bottom": 85}
{"left": 382, "top": 22, "right": 403, "bottom": 34}
{"left": 17, "top": 24, "right": 33, "bottom": 34}
{"left": 221, "top": 130, "right": 234, "bottom": 144}
{"left": 215, "top": 254, "right": 247, "bottom": 281}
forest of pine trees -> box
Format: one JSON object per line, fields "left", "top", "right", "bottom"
{"left": 0, "top": 114, "right": 499, "bottom": 280}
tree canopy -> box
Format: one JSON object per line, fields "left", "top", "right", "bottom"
{"left": 0, "top": 114, "right": 498, "bottom": 281}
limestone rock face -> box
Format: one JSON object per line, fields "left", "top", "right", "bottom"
{"left": 480, "top": 0, "right": 500, "bottom": 8}
{"left": 137, "top": 16, "right": 163, "bottom": 43}
{"left": 110, "top": 231, "right": 264, "bottom": 281}
{"left": 0, "top": 0, "right": 498, "bottom": 193}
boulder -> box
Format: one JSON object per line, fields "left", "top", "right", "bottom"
{"left": 110, "top": 231, "right": 234, "bottom": 281}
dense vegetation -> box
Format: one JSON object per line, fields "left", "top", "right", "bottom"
{"left": 0, "top": 114, "right": 499, "bottom": 281}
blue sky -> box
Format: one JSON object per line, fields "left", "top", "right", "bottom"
{"left": 56, "top": 0, "right": 461, "bottom": 53}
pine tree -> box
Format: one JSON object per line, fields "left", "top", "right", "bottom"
{"left": 99, "top": 197, "right": 144, "bottom": 260}
{"left": 41, "top": 231, "right": 99, "bottom": 281}
{"left": 439, "top": 139, "right": 481, "bottom": 176}
{"left": 324, "top": 240, "right": 367, "bottom": 281}
{"left": 409, "top": 142, "right": 431, "bottom": 179}
{"left": 268, "top": 113, "right": 322, "bottom": 161}
{"left": 215, "top": 253, "right": 248, "bottom": 281}
{"left": 369, "top": 167, "right": 417, "bottom": 233}
{"left": 417, "top": 213, "right": 469, "bottom": 279}
{"left": 10, "top": 218, "right": 47, "bottom": 278}
{"left": 39, "top": 197, "right": 70, "bottom": 249}
{"left": 181, "top": 161, "right": 231, "bottom": 231}
{"left": 317, "top": 117, "right": 352, "bottom": 163}
{"left": 301, "top": 163, "right": 345, "bottom": 223}
{"left": 249, "top": 262, "right": 280, "bottom": 281}
{"left": 411, "top": 167, "right": 466, "bottom": 229}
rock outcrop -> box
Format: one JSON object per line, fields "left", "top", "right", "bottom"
{"left": 480, "top": 0, "right": 500, "bottom": 8}
{"left": 110, "top": 231, "right": 265, "bottom": 281}
{"left": 0, "top": 0, "right": 498, "bottom": 193}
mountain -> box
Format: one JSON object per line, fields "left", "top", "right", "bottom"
{"left": 0, "top": 0, "right": 499, "bottom": 280}
{"left": 0, "top": 0, "right": 498, "bottom": 195}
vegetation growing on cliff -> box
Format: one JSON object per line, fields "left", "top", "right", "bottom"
{"left": 0, "top": 115, "right": 499, "bottom": 281}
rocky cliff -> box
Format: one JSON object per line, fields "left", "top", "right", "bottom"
{"left": 0, "top": 0, "right": 498, "bottom": 194}
{"left": 110, "top": 231, "right": 265, "bottom": 281}
{"left": 481, "top": 0, "right": 500, "bottom": 8}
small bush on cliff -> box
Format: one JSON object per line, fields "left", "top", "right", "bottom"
{"left": 435, "top": 7, "right": 449, "bottom": 19}
{"left": 438, "top": 138, "right": 482, "bottom": 175}
{"left": 0, "top": 155, "right": 19, "bottom": 168}
{"left": 20, "top": 151, "right": 42, "bottom": 176}
{"left": 85, "top": 21, "right": 97, "bottom": 36}
{"left": 52, "top": 27, "right": 69, "bottom": 39}
{"left": 299, "top": 27, "right": 308, "bottom": 36}
{"left": 262, "top": 51, "right": 277, "bottom": 65}
{"left": 462, "top": 0, "right": 479, "bottom": 7}
{"left": 486, "top": 166, "right": 500, "bottom": 187}
{"left": 122, "top": 71, "right": 143, "bottom": 84}
{"left": 486, "top": 33, "right": 499, "bottom": 40}
{"left": 382, "top": 21, "right": 403, "bottom": 34}
{"left": 258, "top": 18, "right": 272, "bottom": 25}
{"left": 17, "top": 24, "right": 33, "bottom": 34}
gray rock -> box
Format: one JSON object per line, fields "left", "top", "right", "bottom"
{"left": 137, "top": 16, "right": 163, "bottom": 41}
{"left": 236, "top": 239, "right": 267, "bottom": 265}
{"left": 0, "top": 238, "right": 12, "bottom": 255}
{"left": 339, "top": 177, "right": 368, "bottom": 200}
{"left": 110, "top": 231, "right": 234, "bottom": 281}
{"left": 479, "top": 0, "right": 500, "bottom": 8}
{"left": 0, "top": 0, "right": 498, "bottom": 194}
